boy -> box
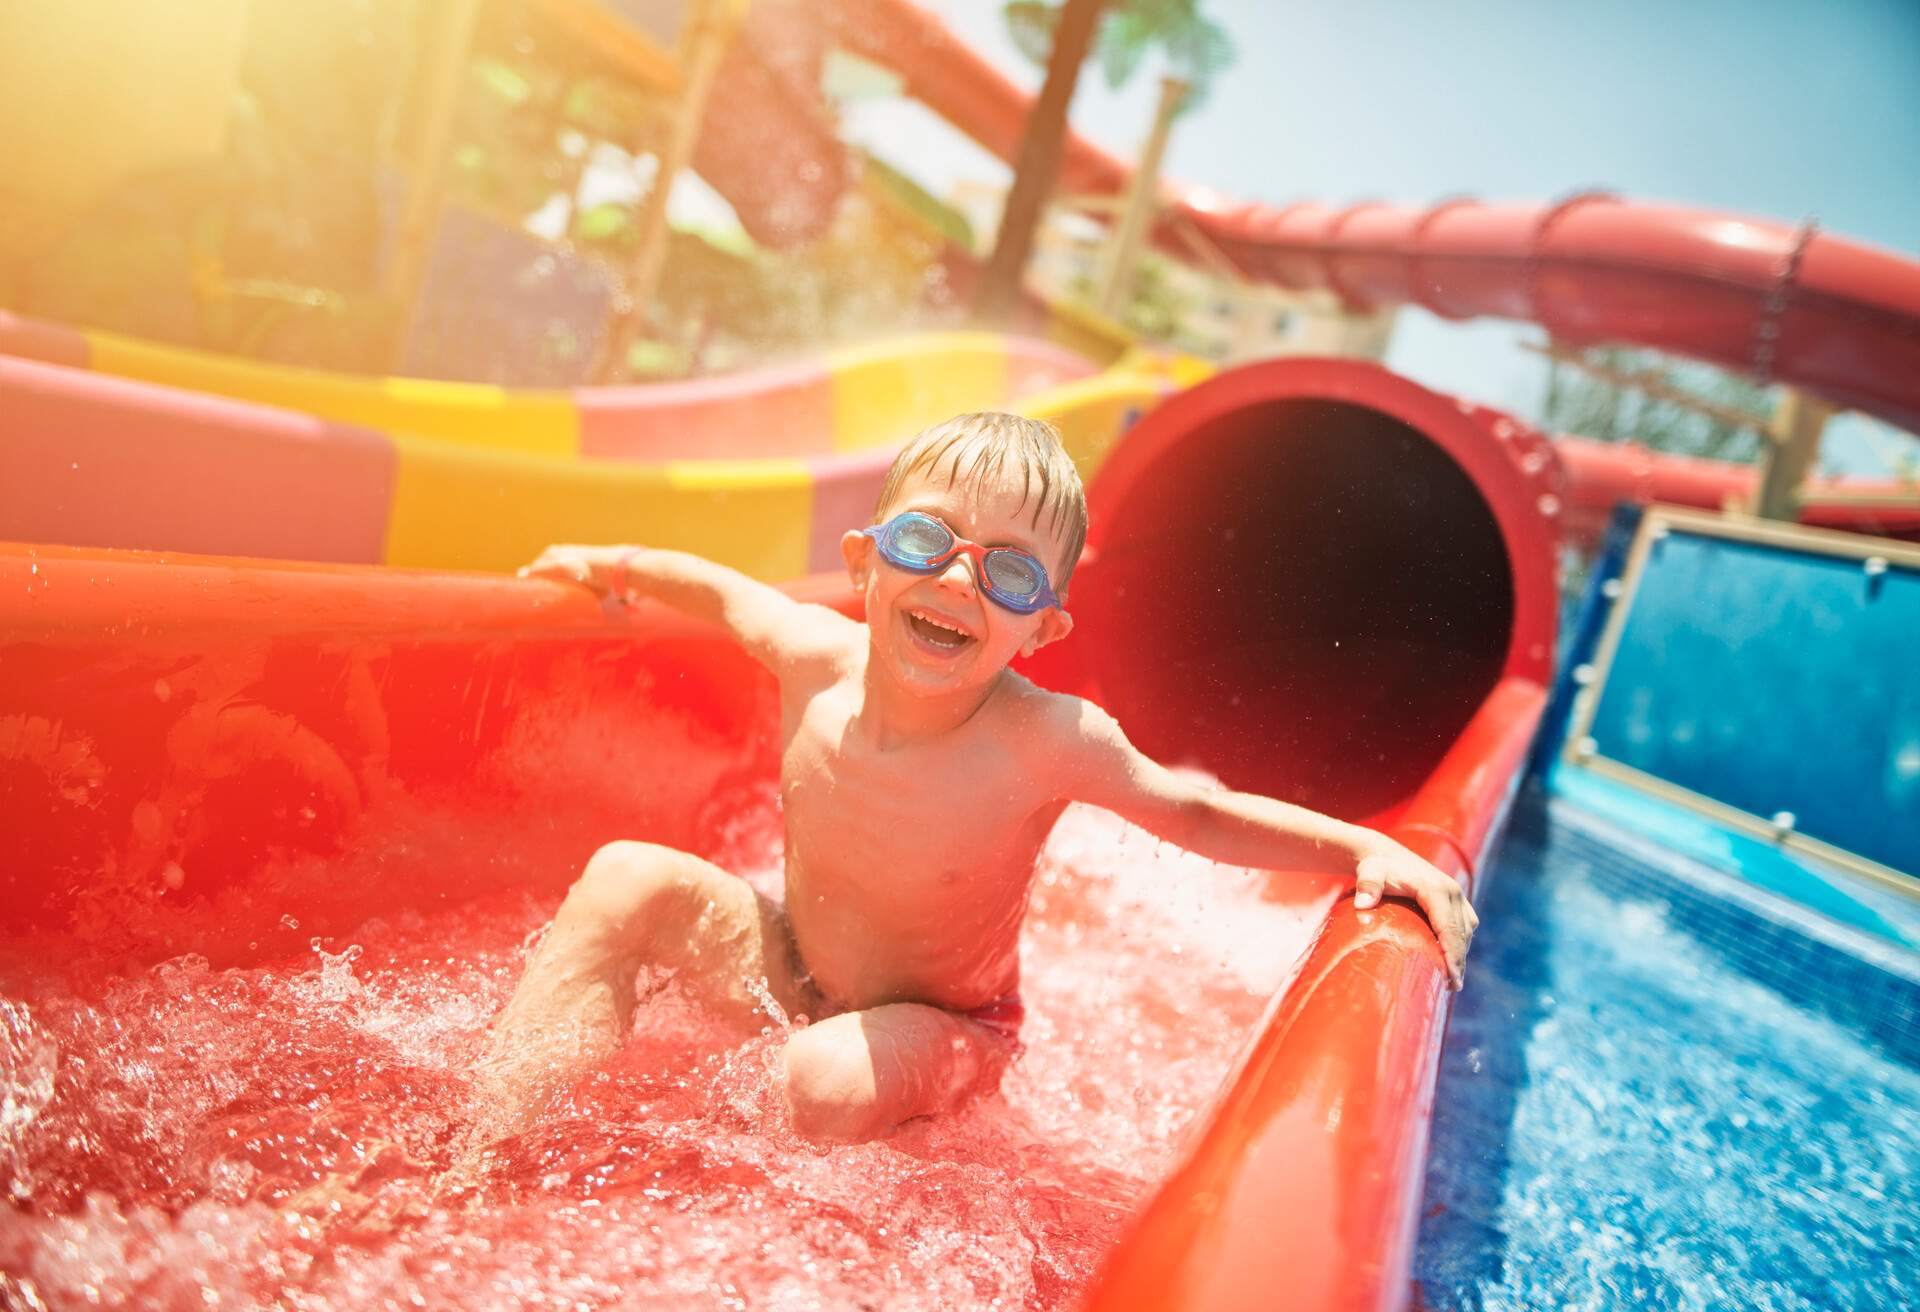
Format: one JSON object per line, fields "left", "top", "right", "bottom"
{"left": 484, "top": 412, "right": 1477, "bottom": 1144}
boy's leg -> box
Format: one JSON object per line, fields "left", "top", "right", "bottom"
{"left": 469, "top": 840, "right": 809, "bottom": 1140}
{"left": 779, "top": 1003, "right": 1014, "bottom": 1142}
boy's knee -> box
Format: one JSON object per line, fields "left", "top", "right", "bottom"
{"left": 562, "top": 841, "right": 701, "bottom": 931}
{"left": 780, "top": 1025, "right": 884, "bottom": 1142}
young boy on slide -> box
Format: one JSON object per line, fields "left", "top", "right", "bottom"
{"left": 484, "top": 412, "right": 1477, "bottom": 1144}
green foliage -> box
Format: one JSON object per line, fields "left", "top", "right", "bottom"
{"left": 1003, "top": 0, "right": 1237, "bottom": 111}
{"left": 574, "top": 203, "right": 636, "bottom": 246}
{"left": 1534, "top": 347, "right": 1783, "bottom": 595}
{"left": 13, "top": 0, "right": 404, "bottom": 372}
{"left": 474, "top": 56, "right": 533, "bottom": 106}
{"left": 1540, "top": 348, "right": 1770, "bottom": 463}
{"left": 862, "top": 154, "right": 975, "bottom": 249}
{"left": 1003, "top": 1, "right": 1061, "bottom": 66}
{"left": 1543, "top": 351, "right": 1766, "bottom": 464}
{"left": 1117, "top": 253, "right": 1183, "bottom": 340}
{"left": 1064, "top": 251, "right": 1204, "bottom": 350}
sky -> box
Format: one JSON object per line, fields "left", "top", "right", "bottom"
{"left": 839, "top": 0, "right": 1920, "bottom": 473}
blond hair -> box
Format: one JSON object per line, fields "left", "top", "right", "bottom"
{"left": 872, "top": 412, "right": 1089, "bottom": 583}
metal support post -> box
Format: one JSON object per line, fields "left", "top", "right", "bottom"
{"left": 594, "top": 0, "right": 742, "bottom": 383}
{"left": 1753, "top": 387, "right": 1834, "bottom": 521}
{"left": 381, "top": 0, "right": 485, "bottom": 374}
{"left": 1094, "top": 75, "right": 1188, "bottom": 319}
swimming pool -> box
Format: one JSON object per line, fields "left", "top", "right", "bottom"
{"left": 1413, "top": 793, "right": 1920, "bottom": 1311}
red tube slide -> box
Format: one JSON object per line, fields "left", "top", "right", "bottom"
{"left": 2, "top": 357, "right": 1558, "bottom": 1310}
{"left": 1183, "top": 195, "right": 1920, "bottom": 437}
{"left": 728, "top": 1, "right": 1920, "bottom": 438}
{"left": 1554, "top": 435, "right": 1920, "bottom": 547}
{"left": 1049, "top": 359, "right": 1557, "bottom": 1312}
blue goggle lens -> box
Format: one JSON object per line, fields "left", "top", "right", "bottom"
{"left": 984, "top": 551, "right": 1042, "bottom": 598}
{"left": 889, "top": 514, "right": 952, "bottom": 560}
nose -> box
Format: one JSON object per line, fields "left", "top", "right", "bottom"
{"left": 935, "top": 552, "right": 977, "bottom": 597}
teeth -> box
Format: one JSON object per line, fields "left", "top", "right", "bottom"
{"left": 909, "top": 609, "right": 971, "bottom": 640}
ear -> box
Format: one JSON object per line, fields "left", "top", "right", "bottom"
{"left": 1020, "top": 606, "right": 1074, "bottom": 658}
{"left": 841, "top": 529, "right": 874, "bottom": 586}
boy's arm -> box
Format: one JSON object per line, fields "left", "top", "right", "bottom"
{"left": 520, "top": 543, "right": 852, "bottom": 676}
{"left": 1052, "top": 698, "right": 1479, "bottom": 989}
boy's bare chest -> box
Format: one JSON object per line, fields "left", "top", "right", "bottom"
{"left": 778, "top": 692, "right": 1044, "bottom": 883}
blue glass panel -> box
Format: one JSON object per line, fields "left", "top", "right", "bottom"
{"left": 1588, "top": 528, "right": 1920, "bottom": 877}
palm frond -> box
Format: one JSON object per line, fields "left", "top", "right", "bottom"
{"left": 1095, "top": 11, "right": 1151, "bottom": 89}
{"left": 1002, "top": 0, "right": 1063, "bottom": 68}
{"left": 1009, "top": 0, "right": 1237, "bottom": 110}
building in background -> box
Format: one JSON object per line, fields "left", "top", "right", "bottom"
{"left": 950, "top": 179, "right": 1395, "bottom": 364}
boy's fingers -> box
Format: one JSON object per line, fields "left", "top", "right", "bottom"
{"left": 1354, "top": 873, "right": 1383, "bottom": 909}
{"left": 1426, "top": 885, "right": 1470, "bottom": 990}
{"left": 1354, "top": 864, "right": 1474, "bottom": 989}
{"left": 1450, "top": 892, "right": 1475, "bottom": 990}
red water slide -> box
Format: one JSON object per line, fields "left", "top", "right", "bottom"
{"left": 1, "top": 354, "right": 1559, "bottom": 1312}
{"left": 6, "top": 7, "right": 1912, "bottom": 1309}
{"left": 712, "top": 0, "right": 1920, "bottom": 438}
{"left": 1555, "top": 436, "right": 1920, "bottom": 547}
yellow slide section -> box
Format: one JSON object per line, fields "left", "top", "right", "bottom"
{"left": 379, "top": 364, "right": 1180, "bottom": 577}
{"left": 826, "top": 332, "right": 1012, "bottom": 453}
{"left": 12, "top": 312, "right": 1204, "bottom": 578}
{"left": 90, "top": 334, "right": 581, "bottom": 457}
{"left": 76, "top": 323, "right": 1107, "bottom": 460}
{"left": 384, "top": 441, "right": 815, "bottom": 577}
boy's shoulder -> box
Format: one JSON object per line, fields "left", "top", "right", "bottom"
{"left": 778, "top": 599, "right": 867, "bottom": 668}
{"left": 990, "top": 674, "right": 1113, "bottom": 756}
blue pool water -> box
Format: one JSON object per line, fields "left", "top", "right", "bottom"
{"left": 1413, "top": 794, "right": 1920, "bottom": 1312}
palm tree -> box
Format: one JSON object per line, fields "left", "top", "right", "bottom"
{"left": 973, "top": 0, "right": 1107, "bottom": 322}
{"left": 972, "top": 0, "right": 1234, "bottom": 322}
{"left": 1012, "top": 0, "right": 1234, "bottom": 114}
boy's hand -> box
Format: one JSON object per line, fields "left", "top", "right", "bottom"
{"left": 1352, "top": 840, "right": 1479, "bottom": 991}
{"left": 517, "top": 544, "right": 633, "bottom": 595}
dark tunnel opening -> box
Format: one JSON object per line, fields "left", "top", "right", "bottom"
{"left": 1074, "top": 397, "right": 1516, "bottom": 820}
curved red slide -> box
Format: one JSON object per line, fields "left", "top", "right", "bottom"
{"left": 9, "top": 4, "right": 1910, "bottom": 1306}
{"left": 1554, "top": 435, "right": 1920, "bottom": 547}
{"left": 1058, "top": 360, "right": 1556, "bottom": 1312}
{"left": 1, "top": 357, "right": 1557, "bottom": 1312}
{"left": 710, "top": 0, "right": 1920, "bottom": 438}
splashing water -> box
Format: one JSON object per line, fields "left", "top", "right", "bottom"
{"left": 0, "top": 800, "right": 1329, "bottom": 1310}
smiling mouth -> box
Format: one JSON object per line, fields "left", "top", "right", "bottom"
{"left": 905, "top": 607, "right": 976, "bottom": 652}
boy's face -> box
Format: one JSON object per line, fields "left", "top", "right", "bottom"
{"left": 840, "top": 467, "right": 1075, "bottom": 699}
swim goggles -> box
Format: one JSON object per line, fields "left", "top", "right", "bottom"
{"left": 862, "top": 511, "right": 1062, "bottom": 614}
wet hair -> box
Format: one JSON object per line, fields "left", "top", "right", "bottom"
{"left": 872, "top": 412, "right": 1089, "bottom": 584}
